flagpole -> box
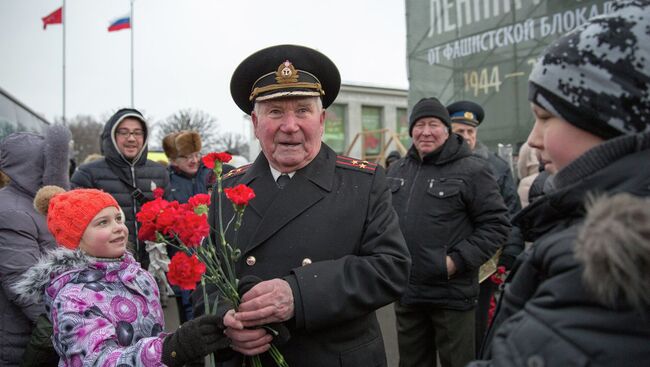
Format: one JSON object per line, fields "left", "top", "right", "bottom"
{"left": 62, "top": 0, "right": 67, "bottom": 124}
{"left": 130, "top": 0, "right": 134, "bottom": 108}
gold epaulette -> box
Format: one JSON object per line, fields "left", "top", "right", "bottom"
{"left": 223, "top": 164, "right": 252, "bottom": 180}
{"left": 335, "top": 155, "right": 377, "bottom": 174}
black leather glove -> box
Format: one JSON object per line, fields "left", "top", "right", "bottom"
{"left": 238, "top": 275, "right": 291, "bottom": 346}
{"left": 161, "top": 314, "right": 230, "bottom": 367}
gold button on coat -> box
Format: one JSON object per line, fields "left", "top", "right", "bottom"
{"left": 246, "top": 256, "right": 256, "bottom": 266}
{"left": 301, "top": 258, "right": 312, "bottom": 266}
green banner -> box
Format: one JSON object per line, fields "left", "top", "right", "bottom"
{"left": 406, "top": 0, "right": 612, "bottom": 149}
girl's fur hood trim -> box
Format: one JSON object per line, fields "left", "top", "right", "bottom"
{"left": 12, "top": 247, "right": 89, "bottom": 304}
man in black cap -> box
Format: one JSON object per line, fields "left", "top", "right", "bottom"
{"left": 386, "top": 97, "right": 510, "bottom": 367}
{"left": 447, "top": 100, "right": 523, "bottom": 354}
{"left": 195, "top": 44, "right": 411, "bottom": 366}
{"left": 448, "top": 102, "right": 520, "bottom": 226}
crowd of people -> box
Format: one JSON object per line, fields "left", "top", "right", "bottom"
{"left": 1, "top": 1, "right": 649, "bottom": 366}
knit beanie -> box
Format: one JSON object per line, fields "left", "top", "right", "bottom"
{"left": 34, "top": 186, "right": 120, "bottom": 249}
{"left": 408, "top": 97, "right": 451, "bottom": 136}
{"left": 528, "top": 0, "right": 650, "bottom": 139}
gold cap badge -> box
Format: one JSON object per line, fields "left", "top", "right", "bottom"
{"left": 276, "top": 61, "right": 299, "bottom": 84}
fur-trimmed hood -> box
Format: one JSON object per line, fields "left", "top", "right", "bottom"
{"left": 12, "top": 247, "right": 90, "bottom": 305}
{"left": 575, "top": 193, "right": 650, "bottom": 312}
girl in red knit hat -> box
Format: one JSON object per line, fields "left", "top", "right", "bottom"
{"left": 13, "top": 186, "right": 229, "bottom": 367}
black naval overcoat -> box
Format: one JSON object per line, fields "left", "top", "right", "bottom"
{"left": 196, "top": 144, "right": 411, "bottom": 367}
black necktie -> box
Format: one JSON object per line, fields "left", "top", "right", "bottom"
{"left": 276, "top": 174, "right": 291, "bottom": 189}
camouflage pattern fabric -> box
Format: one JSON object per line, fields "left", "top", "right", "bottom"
{"left": 528, "top": 0, "right": 650, "bottom": 139}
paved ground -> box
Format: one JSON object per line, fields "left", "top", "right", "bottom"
{"left": 163, "top": 298, "right": 401, "bottom": 366}
{"left": 377, "top": 303, "right": 399, "bottom": 366}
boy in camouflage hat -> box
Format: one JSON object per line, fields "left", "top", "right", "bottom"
{"left": 471, "top": 1, "right": 650, "bottom": 366}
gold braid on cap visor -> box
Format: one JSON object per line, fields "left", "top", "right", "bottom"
{"left": 249, "top": 70, "right": 325, "bottom": 101}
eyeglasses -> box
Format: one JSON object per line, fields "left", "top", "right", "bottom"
{"left": 116, "top": 129, "right": 145, "bottom": 138}
{"left": 177, "top": 153, "right": 201, "bottom": 161}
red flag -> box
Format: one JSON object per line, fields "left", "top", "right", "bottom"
{"left": 42, "top": 7, "right": 62, "bottom": 30}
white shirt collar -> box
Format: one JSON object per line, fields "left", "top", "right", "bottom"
{"left": 269, "top": 164, "right": 295, "bottom": 181}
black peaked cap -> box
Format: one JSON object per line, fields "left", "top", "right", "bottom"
{"left": 447, "top": 100, "right": 485, "bottom": 127}
{"left": 230, "top": 44, "right": 341, "bottom": 115}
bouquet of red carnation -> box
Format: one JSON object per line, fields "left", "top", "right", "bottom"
{"left": 136, "top": 152, "right": 287, "bottom": 367}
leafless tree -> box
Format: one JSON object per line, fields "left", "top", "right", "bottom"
{"left": 64, "top": 115, "right": 104, "bottom": 163}
{"left": 155, "top": 109, "right": 220, "bottom": 151}
{"left": 213, "top": 132, "right": 249, "bottom": 157}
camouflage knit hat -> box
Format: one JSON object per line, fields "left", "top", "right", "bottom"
{"left": 528, "top": 0, "right": 650, "bottom": 139}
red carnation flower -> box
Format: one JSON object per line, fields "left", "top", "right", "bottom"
{"left": 155, "top": 205, "right": 181, "bottom": 235}
{"left": 202, "top": 152, "right": 232, "bottom": 169}
{"left": 172, "top": 211, "right": 210, "bottom": 247}
{"left": 224, "top": 184, "right": 256, "bottom": 206}
{"left": 167, "top": 252, "right": 206, "bottom": 290}
{"left": 188, "top": 193, "right": 211, "bottom": 209}
{"left": 137, "top": 197, "right": 172, "bottom": 224}
{"left": 137, "top": 223, "right": 157, "bottom": 242}
{"left": 153, "top": 187, "right": 165, "bottom": 199}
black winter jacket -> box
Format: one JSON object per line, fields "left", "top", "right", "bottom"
{"left": 473, "top": 132, "right": 650, "bottom": 367}
{"left": 71, "top": 109, "right": 168, "bottom": 267}
{"left": 474, "top": 142, "right": 523, "bottom": 269}
{"left": 387, "top": 135, "right": 510, "bottom": 310}
{"left": 167, "top": 164, "right": 214, "bottom": 204}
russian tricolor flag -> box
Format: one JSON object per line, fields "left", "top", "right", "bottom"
{"left": 108, "top": 15, "right": 130, "bottom": 32}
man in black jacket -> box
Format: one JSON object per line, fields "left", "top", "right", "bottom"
{"left": 387, "top": 97, "right": 510, "bottom": 367}
{"left": 71, "top": 108, "right": 168, "bottom": 268}
{"left": 447, "top": 100, "right": 523, "bottom": 353}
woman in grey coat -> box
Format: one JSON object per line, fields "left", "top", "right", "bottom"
{"left": 0, "top": 125, "right": 70, "bottom": 366}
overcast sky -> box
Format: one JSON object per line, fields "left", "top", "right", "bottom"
{"left": 0, "top": 0, "right": 408, "bottom": 138}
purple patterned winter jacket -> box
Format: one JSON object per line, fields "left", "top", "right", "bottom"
{"left": 14, "top": 248, "right": 168, "bottom": 367}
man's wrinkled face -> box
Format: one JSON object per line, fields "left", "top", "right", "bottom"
{"left": 251, "top": 97, "right": 325, "bottom": 172}
{"left": 452, "top": 123, "right": 477, "bottom": 150}
{"left": 115, "top": 118, "right": 145, "bottom": 160}
{"left": 412, "top": 117, "right": 449, "bottom": 157}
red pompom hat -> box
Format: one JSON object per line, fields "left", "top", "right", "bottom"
{"left": 46, "top": 189, "right": 120, "bottom": 249}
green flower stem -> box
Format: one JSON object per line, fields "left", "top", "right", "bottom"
{"left": 268, "top": 345, "right": 289, "bottom": 367}
{"left": 250, "top": 355, "right": 262, "bottom": 367}
{"left": 215, "top": 169, "right": 237, "bottom": 292}
{"left": 201, "top": 278, "right": 216, "bottom": 367}
{"left": 224, "top": 212, "right": 236, "bottom": 234}
{"left": 217, "top": 164, "right": 226, "bottom": 246}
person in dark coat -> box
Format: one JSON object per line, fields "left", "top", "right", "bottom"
{"left": 387, "top": 97, "right": 510, "bottom": 367}
{"left": 0, "top": 125, "right": 70, "bottom": 366}
{"left": 385, "top": 150, "right": 401, "bottom": 169}
{"left": 162, "top": 130, "right": 216, "bottom": 323}
{"left": 71, "top": 108, "right": 169, "bottom": 268}
{"left": 448, "top": 100, "right": 523, "bottom": 353}
{"left": 470, "top": 2, "right": 650, "bottom": 366}
{"left": 194, "top": 44, "right": 411, "bottom": 367}
{"left": 163, "top": 130, "right": 215, "bottom": 205}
